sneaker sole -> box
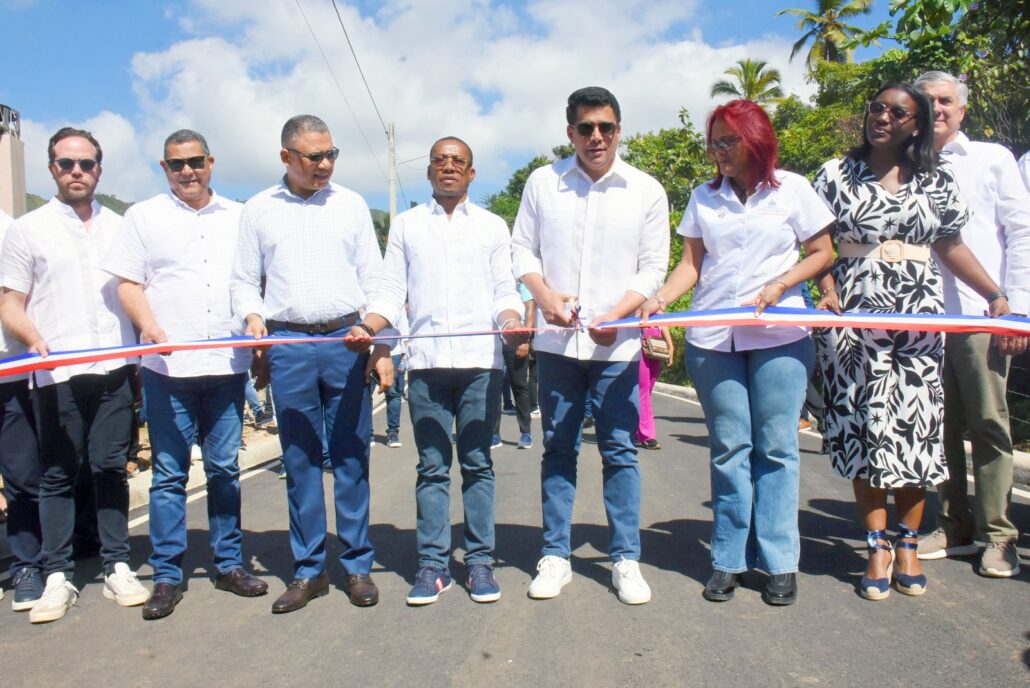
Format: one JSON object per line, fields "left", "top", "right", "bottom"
{"left": 916, "top": 543, "right": 977, "bottom": 560}
{"left": 615, "top": 589, "right": 651, "bottom": 605}
{"left": 387, "top": 443, "right": 402, "bottom": 448}
{"left": 517, "top": 444, "right": 532, "bottom": 450}
{"left": 11, "top": 598, "right": 38, "bottom": 612}
{"left": 103, "top": 586, "right": 148, "bottom": 607}
{"left": 406, "top": 580, "right": 451, "bottom": 606}
{"left": 527, "top": 573, "right": 572, "bottom": 599}
{"left": 702, "top": 588, "right": 736, "bottom": 602}
{"left": 469, "top": 590, "right": 501, "bottom": 603}
{"left": 29, "top": 604, "right": 74, "bottom": 623}
{"left": 978, "top": 564, "right": 1020, "bottom": 578}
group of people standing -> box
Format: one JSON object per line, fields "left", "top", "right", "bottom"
{"left": 0, "top": 73, "right": 1025, "bottom": 627}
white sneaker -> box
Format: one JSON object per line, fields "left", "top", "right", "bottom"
{"left": 103, "top": 563, "right": 148, "bottom": 607}
{"left": 528, "top": 555, "right": 572, "bottom": 599}
{"left": 612, "top": 559, "right": 651, "bottom": 605}
{"left": 28, "top": 573, "right": 78, "bottom": 624}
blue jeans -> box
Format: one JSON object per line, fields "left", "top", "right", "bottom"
{"left": 536, "top": 352, "right": 641, "bottom": 561}
{"left": 407, "top": 368, "right": 500, "bottom": 568}
{"left": 684, "top": 337, "right": 814, "bottom": 575}
{"left": 143, "top": 369, "right": 246, "bottom": 585}
{"left": 384, "top": 354, "right": 406, "bottom": 434}
{"left": 267, "top": 325, "right": 373, "bottom": 578}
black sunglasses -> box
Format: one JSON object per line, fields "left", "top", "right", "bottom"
{"left": 164, "top": 156, "right": 207, "bottom": 172}
{"left": 287, "top": 147, "right": 340, "bottom": 163}
{"left": 54, "top": 158, "right": 98, "bottom": 173}
{"left": 868, "top": 101, "right": 913, "bottom": 121}
{"left": 574, "top": 121, "right": 618, "bottom": 137}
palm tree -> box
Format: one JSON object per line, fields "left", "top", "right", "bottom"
{"left": 777, "top": 0, "right": 873, "bottom": 72}
{"left": 709, "top": 59, "right": 784, "bottom": 105}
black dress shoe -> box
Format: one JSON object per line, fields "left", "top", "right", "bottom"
{"left": 142, "top": 583, "right": 183, "bottom": 620}
{"left": 343, "top": 573, "right": 379, "bottom": 607}
{"left": 215, "top": 567, "right": 269, "bottom": 597}
{"left": 762, "top": 572, "right": 797, "bottom": 606}
{"left": 271, "top": 572, "right": 330, "bottom": 614}
{"left": 702, "top": 570, "right": 740, "bottom": 602}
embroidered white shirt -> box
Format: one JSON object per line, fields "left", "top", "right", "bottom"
{"left": 230, "top": 180, "right": 383, "bottom": 324}
{"left": 0, "top": 209, "right": 27, "bottom": 381}
{"left": 103, "top": 191, "right": 250, "bottom": 377}
{"left": 366, "top": 198, "right": 522, "bottom": 371}
{"left": 679, "top": 170, "right": 833, "bottom": 351}
{"left": 1, "top": 198, "right": 136, "bottom": 386}
{"left": 936, "top": 133, "right": 1030, "bottom": 315}
{"left": 1019, "top": 151, "right": 1030, "bottom": 191}
{"left": 511, "top": 155, "right": 670, "bottom": 362}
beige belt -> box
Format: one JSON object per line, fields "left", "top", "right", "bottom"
{"left": 838, "top": 240, "right": 931, "bottom": 263}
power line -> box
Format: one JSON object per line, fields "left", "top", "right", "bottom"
{"left": 330, "top": 0, "right": 388, "bottom": 133}
{"left": 295, "top": 0, "right": 388, "bottom": 182}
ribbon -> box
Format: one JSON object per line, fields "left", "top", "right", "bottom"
{"left": 1, "top": 306, "right": 1026, "bottom": 379}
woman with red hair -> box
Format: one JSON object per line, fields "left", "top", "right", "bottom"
{"left": 640, "top": 99, "right": 834, "bottom": 605}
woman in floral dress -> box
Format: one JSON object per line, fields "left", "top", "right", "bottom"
{"left": 814, "top": 83, "right": 1010, "bottom": 601}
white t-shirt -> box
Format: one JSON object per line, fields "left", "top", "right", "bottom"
{"left": 0, "top": 209, "right": 27, "bottom": 381}
{"left": 678, "top": 170, "right": 833, "bottom": 351}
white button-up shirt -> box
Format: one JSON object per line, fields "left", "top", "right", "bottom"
{"left": 103, "top": 191, "right": 250, "bottom": 378}
{"left": 0, "top": 209, "right": 27, "bottom": 381}
{"left": 367, "top": 198, "right": 523, "bottom": 371}
{"left": 679, "top": 170, "right": 833, "bottom": 351}
{"left": 511, "top": 155, "right": 670, "bottom": 362}
{"left": 1020, "top": 151, "right": 1030, "bottom": 190}
{"left": 1, "top": 198, "right": 136, "bottom": 386}
{"left": 935, "top": 133, "right": 1030, "bottom": 315}
{"left": 231, "top": 180, "right": 383, "bottom": 324}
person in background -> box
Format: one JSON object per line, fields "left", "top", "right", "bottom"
{"left": 635, "top": 325, "right": 673, "bottom": 450}
{"left": 641, "top": 99, "right": 834, "bottom": 606}
{"left": 381, "top": 304, "right": 409, "bottom": 448}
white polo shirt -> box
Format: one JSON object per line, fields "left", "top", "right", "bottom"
{"left": 0, "top": 209, "right": 27, "bottom": 382}
{"left": 679, "top": 170, "right": 833, "bottom": 352}
{"left": 935, "top": 133, "right": 1030, "bottom": 315}
{"left": 1, "top": 197, "right": 136, "bottom": 386}
{"left": 511, "top": 155, "right": 670, "bottom": 362}
{"left": 103, "top": 191, "right": 250, "bottom": 377}
{"left": 1019, "top": 151, "right": 1030, "bottom": 191}
{"left": 366, "top": 198, "right": 523, "bottom": 371}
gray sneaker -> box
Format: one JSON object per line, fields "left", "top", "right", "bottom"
{"left": 979, "top": 540, "right": 1021, "bottom": 578}
{"left": 916, "top": 527, "right": 977, "bottom": 560}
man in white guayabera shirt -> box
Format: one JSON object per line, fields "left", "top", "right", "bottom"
{"left": 104, "top": 129, "right": 269, "bottom": 621}
{"left": 351, "top": 136, "right": 525, "bottom": 607}
{"left": 0, "top": 127, "right": 147, "bottom": 624}
{"left": 914, "top": 71, "right": 1030, "bottom": 578}
{"left": 511, "top": 87, "right": 670, "bottom": 605}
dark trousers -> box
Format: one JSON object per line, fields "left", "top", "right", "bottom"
{"left": 0, "top": 379, "right": 43, "bottom": 577}
{"left": 496, "top": 346, "right": 531, "bottom": 434}
{"left": 33, "top": 366, "right": 134, "bottom": 576}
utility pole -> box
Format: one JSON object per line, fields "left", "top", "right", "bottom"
{"left": 0, "top": 104, "right": 27, "bottom": 218}
{"left": 388, "top": 122, "right": 397, "bottom": 223}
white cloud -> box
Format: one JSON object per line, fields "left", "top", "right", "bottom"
{"left": 21, "top": 0, "right": 816, "bottom": 209}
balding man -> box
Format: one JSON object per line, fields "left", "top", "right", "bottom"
{"left": 231, "top": 115, "right": 393, "bottom": 613}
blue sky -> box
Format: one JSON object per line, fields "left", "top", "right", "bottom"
{"left": 1, "top": 0, "right": 895, "bottom": 211}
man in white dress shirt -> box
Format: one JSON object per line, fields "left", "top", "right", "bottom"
{"left": 914, "top": 71, "right": 1030, "bottom": 578}
{"left": 511, "top": 87, "right": 670, "bottom": 604}
{"left": 353, "top": 137, "right": 524, "bottom": 605}
{"left": 0, "top": 127, "right": 148, "bottom": 623}
{"left": 104, "top": 129, "right": 268, "bottom": 620}
{"left": 231, "top": 115, "right": 393, "bottom": 613}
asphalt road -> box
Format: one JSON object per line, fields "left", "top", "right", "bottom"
{"left": 0, "top": 390, "right": 1027, "bottom": 687}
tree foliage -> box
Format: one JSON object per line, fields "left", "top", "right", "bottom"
{"left": 776, "top": 0, "right": 874, "bottom": 73}
{"left": 709, "top": 59, "right": 784, "bottom": 105}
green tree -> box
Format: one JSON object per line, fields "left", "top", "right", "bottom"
{"left": 776, "top": 0, "right": 874, "bottom": 73}
{"left": 482, "top": 153, "right": 554, "bottom": 228}
{"left": 709, "top": 59, "right": 785, "bottom": 105}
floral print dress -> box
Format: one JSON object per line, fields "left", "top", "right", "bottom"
{"left": 813, "top": 157, "right": 969, "bottom": 488}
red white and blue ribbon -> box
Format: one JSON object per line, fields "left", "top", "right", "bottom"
{"left": 1, "top": 306, "right": 1027, "bottom": 380}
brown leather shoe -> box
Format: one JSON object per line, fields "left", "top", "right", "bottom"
{"left": 343, "top": 573, "right": 379, "bottom": 607}
{"left": 142, "top": 583, "right": 183, "bottom": 620}
{"left": 271, "top": 572, "right": 329, "bottom": 614}
{"left": 215, "top": 567, "right": 269, "bottom": 597}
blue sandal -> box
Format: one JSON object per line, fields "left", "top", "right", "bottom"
{"left": 894, "top": 524, "right": 928, "bottom": 596}
{"left": 860, "top": 529, "right": 894, "bottom": 601}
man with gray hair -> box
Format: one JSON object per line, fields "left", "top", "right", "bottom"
{"left": 914, "top": 71, "right": 1030, "bottom": 578}
{"left": 104, "top": 129, "right": 268, "bottom": 620}
{"left": 231, "top": 115, "right": 393, "bottom": 613}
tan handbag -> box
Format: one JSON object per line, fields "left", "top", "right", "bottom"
{"left": 642, "top": 336, "right": 671, "bottom": 363}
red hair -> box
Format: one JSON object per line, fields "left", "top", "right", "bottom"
{"left": 706, "top": 99, "right": 780, "bottom": 191}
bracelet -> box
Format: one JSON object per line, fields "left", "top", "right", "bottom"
{"left": 986, "top": 290, "right": 1008, "bottom": 303}
{"left": 355, "top": 323, "right": 376, "bottom": 337}
{"left": 822, "top": 287, "right": 836, "bottom": 294}
{"left": 766, "top": 279, "right": 788, "bottom": 291}
{"left": 652, "top": 294, "right": 667, "bottom": 308}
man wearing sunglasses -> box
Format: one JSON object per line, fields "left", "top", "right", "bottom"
{"left": 231, "top": 114, "right": 394, "bottom": 614}
{"left": 913, "top": 71, "right": 1030, "bottom": 579}
{"left": 103, "top": 129, "right": 267, "bottom": 620}
{"left": 0, "top": 127, "right": 147, "bottom": 623}
{"left": 511, "top": 87, "right": 670, "bottom": 605}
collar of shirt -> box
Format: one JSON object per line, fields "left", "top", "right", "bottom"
{"left": 556, "top": 153, "right": 629, "bottom": 187}
{"left": 166, "top": 188, "right": 228, "bottom": 214}
{"left": 429, "top": 196, "right": 471, "bottom": 217}
{"left": 48, "top": 195, "right": 102, "bottom": 222}
{"left": 272, "top": 177, "right": 336, "bottom": 204}
{"left": 942, "top": 131, "right": 971, "bottom": 156}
